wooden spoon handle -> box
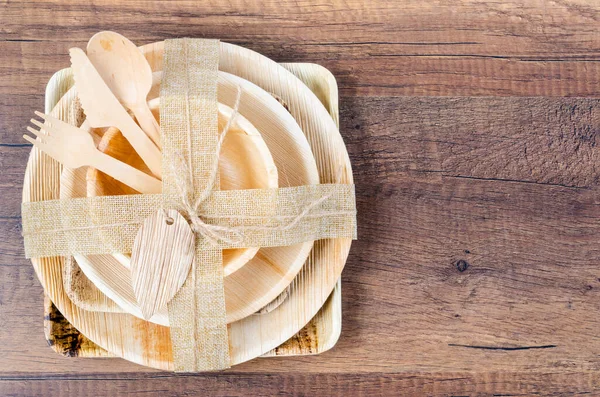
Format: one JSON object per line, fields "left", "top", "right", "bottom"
{"left": 132, "top": 104, "right": 161, "bottom": 149}
{"left": 93, "top": 151, "right": 162, "bottom": 194}
{"left": 117, "top": 113, "right": 162, "bottom": 179}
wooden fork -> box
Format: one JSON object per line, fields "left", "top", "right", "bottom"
{"left": 24, "top": 111, "right": 162, "bottom": 194}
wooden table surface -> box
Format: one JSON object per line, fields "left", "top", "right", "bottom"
{"left": 3, "top": 1, "right": 600, "bottom": 395}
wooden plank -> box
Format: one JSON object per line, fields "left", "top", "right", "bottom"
{"left": 343, "top": 97, "right": 600, "bottom": 187}
{"left": 4, "top": 96, "right": 600, "bottom": 375}
{"left": 5, "top": 39, "right": 600, "bottom": 98}
{"left": 0, "top": 146, "right": 30, "bottom": 218}
{"left": 4, "top": 0, "right": 600, "bottom": 145}
{"left": 2, "top": 0, "right": 600, "bottom": 146}
{"left": 1, "top": 371, "right": 599, "bottom": 396}
{"left": 1, "top": 0, "right": 600, "bottom": 58}
{"left": 3, "top": 40, "right": 600, "bottom": 100}
{"left": 4, "top": 44, "right": 600, "bottom": 146}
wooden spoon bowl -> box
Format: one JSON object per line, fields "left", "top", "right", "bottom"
{"left": 87, "top": 31, "right": 161, "bottom": 145}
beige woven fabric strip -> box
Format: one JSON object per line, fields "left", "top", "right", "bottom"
{"left": 22, "top": 185, "right": 356, "bottom": 258}
{"left": 161, "top": 38, "right": 228, "bottom": 371}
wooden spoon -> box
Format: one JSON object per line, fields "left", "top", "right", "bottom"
{"left": 70, "top": 48, "right": 162, "bottom": 178}
{"left": 86, "top": 31, "right": 161, "bottom": 147}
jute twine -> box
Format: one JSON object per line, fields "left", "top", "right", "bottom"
{"left": 21, "top": 38, "right": 357, "bottom": 371}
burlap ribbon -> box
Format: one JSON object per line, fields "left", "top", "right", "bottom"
{"left": 21, "top": 38, "right": 357, "bottom": 371}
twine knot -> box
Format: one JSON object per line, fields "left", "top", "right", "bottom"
{"left": 165, "top": 85, "right": 347, "bottom": 247}
{"left": 166, "top": 87, "right": 244, "bottom": 247}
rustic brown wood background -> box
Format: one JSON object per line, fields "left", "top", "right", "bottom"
{"left": 2, "top": 0, "right": 600, "bottom": 395}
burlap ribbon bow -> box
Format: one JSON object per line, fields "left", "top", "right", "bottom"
{"left": 21, "top": 39, "right": 357, "bottom": 371}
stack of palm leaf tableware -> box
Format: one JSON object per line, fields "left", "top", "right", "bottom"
{"left": 23, "top": 31, "right": 353, "bottom": 369}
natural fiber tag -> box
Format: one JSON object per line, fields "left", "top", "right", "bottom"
{"left": 130, "top": 209, "right": 195, "bottom": 319}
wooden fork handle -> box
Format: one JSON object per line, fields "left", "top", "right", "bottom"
{"left": 93, "top": 151, "right": 162, "bottom": 194}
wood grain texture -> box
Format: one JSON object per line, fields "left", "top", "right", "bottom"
{"left": 3, "top": 0, "right": 600, "bottom": 395}
{"left": 43, "top": 296, "right": 112, "bottom": 358}
{"left": 3, "top": 0, "right": 600, "bottom": 145}
{"left": 2, "top": 371, "right": 600, "bottom": 396}
{"left": 63, "top": 256, "right": 124, "bottom": 313}
{"left": 130, "top": 209, "right": 195, "bottom": 320}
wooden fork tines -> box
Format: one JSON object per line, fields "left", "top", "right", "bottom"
{"left": 24, "top": 111, "right": 162, "bottom": 194}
